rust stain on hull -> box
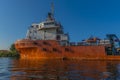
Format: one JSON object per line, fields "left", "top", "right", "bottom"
{"left": 15, "top": 39, "right": 120, "bottom": 60}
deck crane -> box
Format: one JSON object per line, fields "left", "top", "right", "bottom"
{"left": 106, "top": 34, "right": 120, "bottom": 55}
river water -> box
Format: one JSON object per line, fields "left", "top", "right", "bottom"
{"left": 1, "top": 58, "right": 120, "bottom": 80}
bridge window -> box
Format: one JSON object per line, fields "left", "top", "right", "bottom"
{"left": 44, "top": 22, "right": 54, "bottom": 25}
{"left": 36, "top": 25, "right": 39, "bottom": 28}
{"left": 56, "top": 35, "right": 61, "bottom": 40}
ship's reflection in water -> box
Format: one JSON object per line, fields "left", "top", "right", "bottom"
{"left": 0, "top": 58, "right": 119, "bottom": 80}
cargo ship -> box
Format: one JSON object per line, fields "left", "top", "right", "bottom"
{"left": 15, "top": 4, "right": 120, "bottom": 60}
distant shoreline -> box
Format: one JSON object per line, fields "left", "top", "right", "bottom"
{"left": 0, "top": 50, "right": 20, "bottom": 57}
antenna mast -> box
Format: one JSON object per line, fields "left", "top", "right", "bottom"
{"left": 51, "top": 2, "right": 54, "bottom": 17}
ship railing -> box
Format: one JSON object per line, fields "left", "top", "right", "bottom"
{"left": 69, "top": 42, "right": 76, "bottom": 46}
{"left": 69, "top": 42, "right": 100, "bottom": 46}
{"left": 60, "top": 41, "right": 110, "bottom": 46}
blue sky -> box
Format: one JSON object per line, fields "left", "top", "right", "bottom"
{"left": 0, "top": 0, "right": 120, "bottom": 49}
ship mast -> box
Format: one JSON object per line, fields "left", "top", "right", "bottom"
{"left": 46, "top": 2, "right": 55, "bottom": 21}
{"left": 51, "top": 2, "right": 54, "bottom": 17}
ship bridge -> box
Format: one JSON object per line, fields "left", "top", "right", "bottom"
{"left": 26, "top": 4, "right": 69, "bottom": 46}
{"left": 38, "top": 21, "right": 60, "bottom": 30}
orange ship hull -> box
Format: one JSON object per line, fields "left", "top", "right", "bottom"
{"left": 15, "top": 39, "right": 120, "bottom": 60}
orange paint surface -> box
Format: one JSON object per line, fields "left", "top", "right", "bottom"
{"left": 15, "top": 39, "right": 120, "bottom": 60}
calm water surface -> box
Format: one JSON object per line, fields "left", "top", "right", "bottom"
{"left": 1, "top": 58, "right": 120, "bottom": 80}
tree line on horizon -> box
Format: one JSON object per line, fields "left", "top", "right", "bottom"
{"left": 0, "top": 44, "right": 20, "bottom": 57}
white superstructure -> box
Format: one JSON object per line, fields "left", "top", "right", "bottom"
{"left": 26, "top": 9, "right": 69, "bottom": 45}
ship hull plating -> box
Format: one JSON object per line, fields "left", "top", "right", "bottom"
{"left": 15, "top": 39, "right": 120, "bottom": 60}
